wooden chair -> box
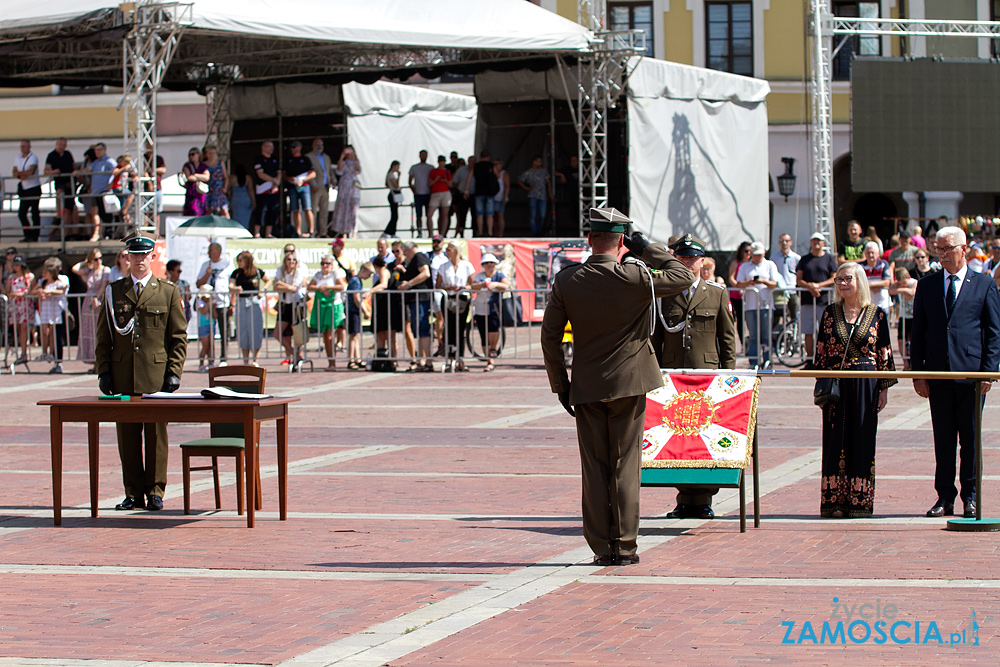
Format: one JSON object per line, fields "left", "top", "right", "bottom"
{"left": 180, "top": 365, "right": 267, "bottom": 515}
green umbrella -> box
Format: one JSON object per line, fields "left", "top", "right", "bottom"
{"left": 173, "top": 214, "right": 253, "bottom": 239}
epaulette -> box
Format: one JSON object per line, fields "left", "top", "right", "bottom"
{"left": 705, "top": 280, "right": 725, "bottom": 289}
{"left": 622, "top": 255, "right": 647, "bottom": 267}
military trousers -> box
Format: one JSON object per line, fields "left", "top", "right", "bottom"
{"left": 574, "top": 394, "right": 645, "bottom": 557}
{"left": 117, "top": 422, "right": 169, "bottom": 499}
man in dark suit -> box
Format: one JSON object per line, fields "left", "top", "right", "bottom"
{"left": 95, "top": 236, "right": 187, "bottom": 511}
{"left": 656, "top": 234, "right": 737, "bottom": 520}
{"left": 910, "top": 226, "right": 1000, "bottom": 518}
{"left": 541, "top": 208, "right": 692, "bottom": 566}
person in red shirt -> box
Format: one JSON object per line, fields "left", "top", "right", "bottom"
{"left": 426, "top": 155, "right": 453, "bottom": 238}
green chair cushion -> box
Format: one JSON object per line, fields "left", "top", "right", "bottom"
{"left": 179, "top": 437, "right": 246, "bottom": 450}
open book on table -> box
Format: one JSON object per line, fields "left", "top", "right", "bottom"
{"left": 142, "top": 387, "right": 272, "bottom": 400}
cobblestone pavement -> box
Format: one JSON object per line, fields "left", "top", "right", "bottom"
{"left": 1, "top": 357, "right": 998, "bottom": 666}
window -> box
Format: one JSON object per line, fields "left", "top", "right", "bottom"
{"left": 706, "top": 2, "right": 753, "bottom": 77}
{"left": 609, "top": 2, "right": 655, "bottom": 57}
{"left": 832, "top": 1, "right": 880, "bottom": 81}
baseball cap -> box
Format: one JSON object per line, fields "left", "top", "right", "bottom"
{"left": 330, "top": 238, "right": 344, "bottom": 248}
{"left": 749, "top": 241, "right": 766, "bottom": 255}
{"left": 809, "top": 233, "right": 826, "bottom": 242}
{"left": 432, "top": 234, "right": 444, "bottom": 243}
{"left": 480, "top": 253, "right": 499, "bottom": 264}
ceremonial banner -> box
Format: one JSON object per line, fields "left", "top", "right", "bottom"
{"left": 641, "top": 373, "right": 760, "bottom": 469}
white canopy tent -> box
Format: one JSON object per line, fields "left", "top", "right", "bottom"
{"left": 342, "top": 81, "right": 477, "bottom": 232}
{"left": 626, "top": 58, "right": 770, "bottom": 250}
{"left": 0, "top": 0, "right": 593, "bottom": 88}
{"left": 474, "top": 58, "right": 770, "bottom": 249}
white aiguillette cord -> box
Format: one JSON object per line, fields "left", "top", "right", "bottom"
{"left": 104, "top": 283, "right": 136, "bottom": 336}
{"left": 624, "top": 255, "right": 666, "bottom": 337}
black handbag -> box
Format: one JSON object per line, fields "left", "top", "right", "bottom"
{"left": 813, "top": 306, "right": 866, "bottom": 408}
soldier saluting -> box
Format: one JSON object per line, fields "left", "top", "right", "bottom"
{"left": 95, "top": 236, "right": 187, "bottom": 512}
{"left": 541, "top": 208, "right": 692, "bottom": 566}
{"left": 657, "top": 234, "right": 737, "bottom": 520}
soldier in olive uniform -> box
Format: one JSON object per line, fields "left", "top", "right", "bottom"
{"left": 95, "top": 236, "right": 187, "bottom": 511}
{"left": 541, "top": 208, "right": 693, "bottom": 566}
{"left": 654, "top": 235, "right": 738, "bottom": 520}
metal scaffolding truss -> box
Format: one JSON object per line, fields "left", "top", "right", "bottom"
{"left": 809, "top": 1, "right": 1000, "bottom": 241}
{"left": 831, "top": 17, "right": 1000, "bottom": 37}
{"left": 121, "top": 1, "right": 191, "bottom": 234}
{"left": 567, "top": 0, "right": 641, "bottom": 233}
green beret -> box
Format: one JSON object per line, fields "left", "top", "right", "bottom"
{"left": 669, "top": 234, "right": 705, "bottom": 257}
{"left": 589, "top": 207, "right": 631, "bottom": 234}
{"left": 124, "top": 236, "right": 155, "bottom": 254}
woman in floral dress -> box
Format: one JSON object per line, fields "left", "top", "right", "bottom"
{"left": 203, "top": 144, "right": 229, "bottom": 217}
{"left": 4, "top": 256, "right": 34, "bottom": 363}
{"left": 814, "top": 261, "right": 896, "bottom": 518}
{"left": 331, "top": 145, "right": 361, "bottom": 238}
{"left": 182, "top": 147, "right": 209, "bottom": 216}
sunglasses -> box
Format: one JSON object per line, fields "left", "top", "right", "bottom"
{"left": 320, "top": 261, "right": 332, "bottom": 265}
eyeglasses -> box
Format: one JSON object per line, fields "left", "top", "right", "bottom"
{"left": 936, "top": 244, "right": 962, "bottom": 254}
{"left": 834, "top": 276, "right": 855, "bottom": 284}
{"left": 320, "top": 261, "right": 332, "bottom": 265}
{"left": 392, "top": 249, "right": 402, "bottom": 254}
{"left": 914, "top": 255, "right": 928, "bottom": 260}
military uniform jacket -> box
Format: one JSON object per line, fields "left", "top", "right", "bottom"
{"left": 95, "top": 276, "right": 188, "bottom": 395}
{"left": 660, "top": 279, "right": 737, "bottom": 370}
{"left": 541, "top": 244, "right": 693, "bottom": 405}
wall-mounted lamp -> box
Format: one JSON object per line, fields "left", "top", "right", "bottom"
{"left": 777, "top": 157, "right": 796, "bottom": 201}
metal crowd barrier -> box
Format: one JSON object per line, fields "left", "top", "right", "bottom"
{"left": 2, "top": 279, "right": 921, "bottom": 375}
{"left": 0, "top": 170, "right": 134, "bottom": 243}
{"left": 733, "top": 284, "right": 910, "bottom": 369}
{"left": 179, "top": 286, "right": 547, "bottom": 372}
{"left": 1, "top": 291, "right": 76, "bottom": 375}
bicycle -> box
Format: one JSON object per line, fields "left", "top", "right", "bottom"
{"left": 773, "top": 315, "right": 809, "bottom": 368}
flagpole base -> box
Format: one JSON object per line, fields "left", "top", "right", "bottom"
{"left": 946, "top": 517, "right": 1000, "bottom": 532}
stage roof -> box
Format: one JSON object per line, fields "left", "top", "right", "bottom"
{"left": 0, "top": 0, "right": 594, "bottom": 89}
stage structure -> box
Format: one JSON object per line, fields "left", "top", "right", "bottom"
{"left": 474, "top": 58, "right": 770, "bottom": 249}
{"left": 808, "top": 1, "right": 1000, "bottom": 242}
{"left": 0, "top": 0, "right": 641, "bottom": 236}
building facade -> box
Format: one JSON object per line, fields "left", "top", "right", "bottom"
{"left": 544, "top": 0, "right": 1000, "bottom": 252}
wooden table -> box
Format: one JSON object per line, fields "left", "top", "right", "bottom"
{"left": 38, "top": 395, "right": 299, "bottom": 528}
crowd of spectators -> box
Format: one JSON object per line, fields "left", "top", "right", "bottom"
{"left": 7, "top": 138, "right": 583, "bottom": 242}
{"left": 714, "top": 217, "right": 1000, "bottom": 370}
{"left": 6, "top": 138, "right": 166, "bottom": 243}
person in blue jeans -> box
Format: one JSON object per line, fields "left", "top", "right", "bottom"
{"left": 284, "top": 140, "right": 316, "bottom": 237}
{"left": 518, "top": 155, "right": 554, "bottom": 236}
{"left": 734, "top": 241, "right": 780, "bottom": 368}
